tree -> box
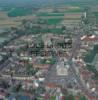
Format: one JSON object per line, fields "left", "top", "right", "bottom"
{"left": 79, "top": 96, "right": 86, "bottom": 100}
{"left": 61, "top": 25, "right": 66, "bottom": 31}
{"left": 68, "top": 94, "right": 74, "bottom": 100}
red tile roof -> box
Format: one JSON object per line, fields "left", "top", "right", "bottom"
{"left": 81, "top": 35, "right": 98, "bottom": 42}
{"left": 0, "top": 92, "right": 6, "bottom": 96}
{"left": 46, "top": 83, "right": 59, "bottom": 88}
{"left": 80, "top": 71, "right": 91, "bottom": 75}
{"left": 95, "top": 86, "right": 98, "bottom": 91}
{"left": 80, "top": 71, "right": 92, "bottom": 78}
{"left": 61, "top": 96, "right": 65, "bottom": 100}
{"left": 88, "top": 95, "right": 95, "bottom": 100}
{"left": 33, "top": 64, "right": 50, "bottom": 69}
{"left": 75, "top": 96, "right": 79, "bottom": 100}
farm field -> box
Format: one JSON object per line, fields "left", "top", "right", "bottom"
{"left": 8, "top": 7, "right": 33, "bottom": 17}
{"left": 37, "top": 5, "right": 83, "bottom": 15}
{"left": 37, "top": 6, "right": 83, "bottom": 27}
{"left": 0, "top": 11, "right": 21, "bottom": 28}
{"left": 47, "top": 18, "right": 63, "bottom": 25}
{"left": 0, "top": 37, "right": 9, "bottom": 44}
{"left": 0, "top": 5, "right": 84, "bottom": 28}
{"left": 0, "top": 11, "right": 36, "bottom": 28}
{"left": 94, "top": 12, "right": 98, "bottom": 21}
{"left": 63, "top": 8, "right": 83, "bottom": 13}
{"left": 37, "top": 13, "right": 64, "bottom": 16}
{"left": 37, "top": 13, "right": 82, "bottom": 22}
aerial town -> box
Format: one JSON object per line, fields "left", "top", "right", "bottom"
{"left": 0, "top": 0, "right": 98, "bottom": 100}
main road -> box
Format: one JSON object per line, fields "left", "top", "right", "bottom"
{"left": 68, "top": 27, "right": 97, "bottom": 98}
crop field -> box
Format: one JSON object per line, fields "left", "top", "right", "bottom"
{"left": 84, "top": 45, "right": 98, "bottom": 63}
{"left": 0, "top": 37, "right": 9, "bottom": 44}
{"left": 0, "top": 11, "right": 21, "bottom": 28}
{"left": 0, "top": 11, "right": 36, "bottom": 28}
{"left": 0, "top": 5, "right": 83, "bottom": 28}
{"left": 37, "top": 6, "right": 83, "bottom": 27}
{"left": 47, "top": 18, "right": 63, "bottom": 24}
{"left": 64, "top": 13, "right": 82, "bottom": 19}
{"left": 37, "top": 5, "right": 83, "bottom": 16}
{"left": 37, "top": 13, "right": 64, "bottom": 16}
{"left": 61, "top": 20, "right": 80, "bottom": 26}
{"left": 0, "top": 20, "right": 21, "bottom": 28}
{"left": 37, "top": 11, "right": 82, "bottom": 17}
{"left": 63, "top": 9, "right": 83, "bottom": 13}
{"left": 7, "top": 7, "right": 33, "bottom": 17}
{"left": 94, "top": 12, "right": 98, "bottom": 22}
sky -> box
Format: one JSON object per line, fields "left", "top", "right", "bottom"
{"left": 0, "top": 0, "right": 96, "bottom": 3}
{"left": 0, "top": 0, "right": 97, "bottom": 7}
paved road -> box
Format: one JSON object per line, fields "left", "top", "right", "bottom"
{"left": 43, "top": 27, "right": 98, "bottom": 98}
{"left": 68, "top": 28, "right": 98, "bottom": 98}
{"left": 0, "top": 59, "right": 11, "bottom": 71}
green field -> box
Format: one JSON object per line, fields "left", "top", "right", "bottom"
{"left": 87, "top": 65, "right": 98, "bottom": 80}
{"left": 49, "top": 28, "right": 62, "bottom": 34}
{"left": 0, "top": 37, "right": 7, "bottom": 43}
{"left": 84, "top": 45, "right": 98, "bottom": 80}
{"left": 26, "top": 28, "right": 62, "bottom": 34}
{"left": 37, "top": 9, "right": 83, "bottom": 17}
{"left": 37, "top": 95, "right": 87, "bottom": 100}
{"left": 63, "top": 9, "right": 84, "bottom": 13}
{"left": 94, "top": 12, "right": 98, "bottom": 22}
{"left": 47, "top": 18, "right": 63, "bottom": 24}
{"left": 37, "top": 7, "right": 83, "bottom": 17}
{"left": 8, "top": 7, "right": 33, "bottom": 17}
{"left": 84, "top": 45, "right": 98, "bottom": 63}
{"left": 37, "top": 13, "right": 64, "bottom": 16}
